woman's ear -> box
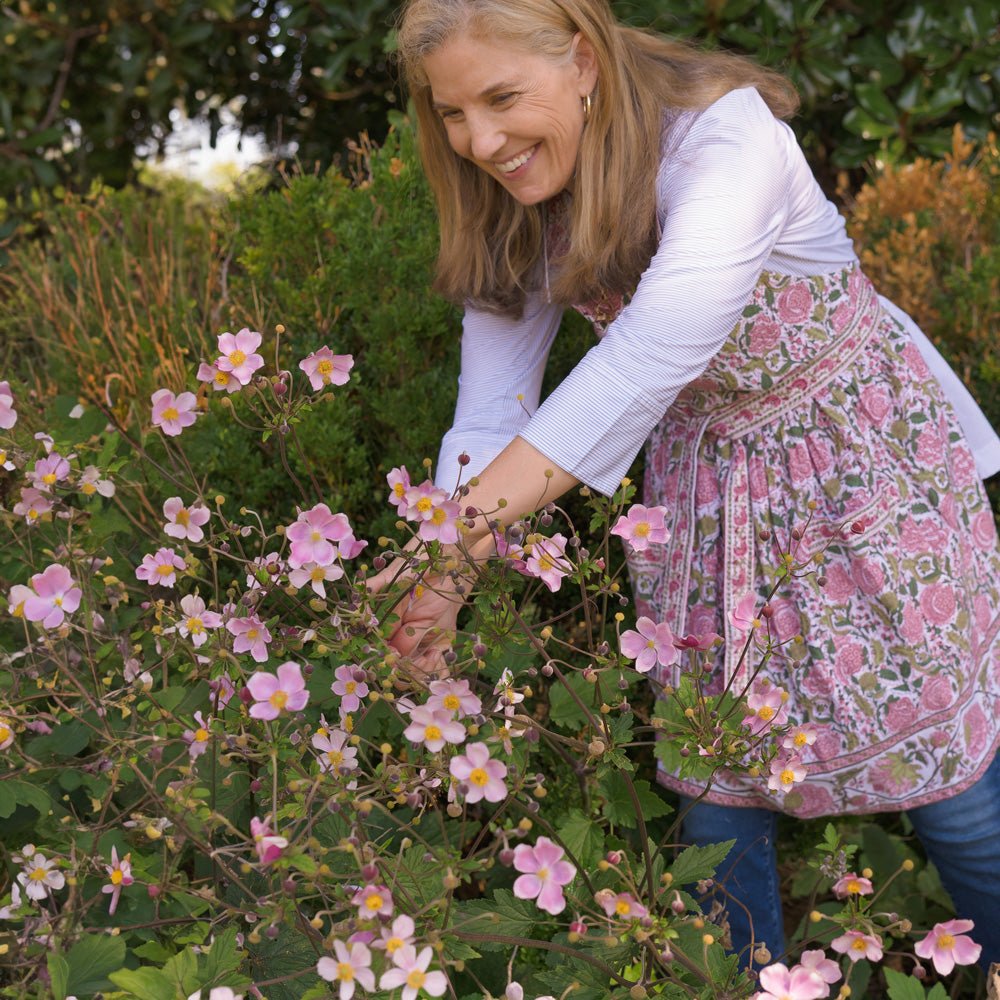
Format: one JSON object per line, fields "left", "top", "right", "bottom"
{"left": 571, "top": 32, "right": 599, "bottom": 96}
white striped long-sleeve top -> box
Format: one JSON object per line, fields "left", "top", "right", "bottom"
{"left": 434, "top": 87, "right": 1000, "bottom": 494}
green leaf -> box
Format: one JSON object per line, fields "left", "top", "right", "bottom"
{"left": 160, "top": 948, "right": 199, "bottom": 995}
{"left": 557, "top": 808, "right": 605, "bottom": 868}
{"left": 455, "top": 888, "right": 537, "bottom": 949}
{"left": 925, "top": 984, "right": 949, "bottom": 1000}
{"left": 884, "top": 968, "right": 927, "bottom": 1000}
{"left": 668, "top": 840, "right": 735, "bottom": 886}
{"left": 24, "top": 721, "right": 91, "bottom": 760}
{"left": 64, "top": 934, "right": 127, "bottom": 995}
{"left": 47, "top": 954, "right": 70, "bottom": 1000}
{"left": 198, "top": 926, "right": 247, "bottom": 983}
{"left": 0, "top": 780, "right": 52, "bottom": 818}
{"left": 108, "top": 967, "right": 177, "bottom": 1000}
{"left": 548, "top": 671, "right": 597, "bottom": 729}
{"left": 599, "top": 776, "right": 673, "bottom": 828}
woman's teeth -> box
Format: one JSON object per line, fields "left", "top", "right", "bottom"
{"left": 496, "top": 145, "right": 538, "bottom": 174}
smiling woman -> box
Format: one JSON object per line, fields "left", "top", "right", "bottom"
{"left": 388, "top": 0, "right": 1000, "bottom": 973}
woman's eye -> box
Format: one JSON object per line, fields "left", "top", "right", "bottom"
{"left": 493, "top": 93, "right": 516, "bottom": 106}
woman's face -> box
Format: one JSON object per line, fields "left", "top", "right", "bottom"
{"left": 422, "top": 30, "right": 598, "bottom": 206}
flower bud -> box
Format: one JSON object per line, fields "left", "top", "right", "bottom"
{"left": 458, "top": 452, "right": 471, "bottom": 466}
{"left": 250, "top": 778, "right": 263, "bottom": 793}
{"left": 360, "top": 863, "right": 378, "bottom": 882}
{"left": 499, "top": 848, "right": 515, "bottom": 866}
{"left": 570, "top": 920, "right": 588, "bottom": 936}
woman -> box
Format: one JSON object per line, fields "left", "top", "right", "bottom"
{"left": 390, "top": 0, "right": 1000, "bottom": 967}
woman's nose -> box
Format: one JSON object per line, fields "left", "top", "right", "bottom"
{"left": 466, "top": 115, "right": 504, "bottom": 163}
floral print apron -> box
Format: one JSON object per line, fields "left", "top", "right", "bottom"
{"left": 576, "top": 265, "right": 1000, "bottom": 818}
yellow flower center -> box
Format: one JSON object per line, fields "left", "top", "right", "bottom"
{"left": 393, "top": 483, "right": 406, "bottom": 498}
{"left": 246, "top": 628, "right": 259, "bottom": 641}
{"left": 416, "top": 497, "right": 433, "bottom": 513}
{"left": 29, "top": 867, "right": 49, "bottom": 882}
{"left": 27, "top": 508, "right": 39, "bottom": 521}
{"left": 194, "top": 728, "right": 209, "bottom": 742}
{"left": 469, "top": 767, "right": 489, "bottom": 787}
{"left": 110, "top": 869, "right": 124, "bottom": 885}
{"left": 156, "top": 563, "right": 174, "bottom": 577}
{"left": 852, "top": 938, "right": 868, "bottom": 952}
{"left": 431, "top": 506, "right": 449, "bottom": 525}
{"left": 406, "top": 970, "right": 426, "bottom": 989}
{"left": 536, "top": 867, "right": 549, "bottom": 880}
{"left": 443, "top": 694, "right": 460, "bottom": 711}
{"left": 54, "top": 596, "right": 63, "bottom": 606}
{"left": 633, "top": 522, "right": 650, "bottom": 537}
{"left": 269, "top": 690, "right": 288, "bottom": 710}
{"left": 0, "top": 725, "right": 11, "bottom": 742}
{"left": 214, "top": 370, "right": 230, "bottom": 386}
{"left": 616, "top": 900, "right": 632, "bottom": 916}
{"left": 757, "top": 705, "right": 775, "bottom": 721}
{"left": 344, "top": 681, "right": 356, "bottom": 694}
{"left": 365, "top": 894, "right": 384, "bottom": 912}
{"left": 424, "top": 725, "right": 442, "bottom": 742}
{"left": 310, "top": 567, "right": 326, "bottom": 582}
{"left": 81, "top": 482, "right": 97, "bottom": 495}
{"left": 780, "top": 768, "right": 796, "bottom": 786}
{"left": 938, "top": 933, "right": 955, "bottom": 948}
{"left": 326, "top": 749, "right": 344, "bottom": 766}
{"left": 386, "top": 936, "right": 403, "bottom": 954}
{"left": 336, "top": 962, "right": 354, "bottom": 982}
{"left": 846, "top": 879, "right": 862, "bottom": 893}
{"left": 317, "top": 359, "right": 334, "bottom": 376}
{"left": 42, "top": 472, "right": 57, "bottom": 485}
{"left": 175, "top": 509, "right": 190, "bottom": 526}
{"left": 162, "top": 406, "right": 179, "bottom": 421}
{"left": 538, "top": 553, "right": 554, "bottom": 571}
{"left": 793, "top": 732, "right": 808, "bottom": 747}
{"left": 187, "top": 617, "right": 204, "bottom": 634}
{"left": 646, "top": 638, "right": 656, "bottom": 648}
{"left": 229, "top": 349, "right": 247, "bottom": 366}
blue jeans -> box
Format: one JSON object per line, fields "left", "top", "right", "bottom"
{"left": 679, "top": 751, "right": 1000, "bottom": 971}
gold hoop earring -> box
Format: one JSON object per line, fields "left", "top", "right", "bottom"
{"left": 582, "top": 92, "right": 593, "bottom": 124}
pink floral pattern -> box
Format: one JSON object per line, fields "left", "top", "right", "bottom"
{"left": 579, "top": 265, "right": 1000, "bottom": 817}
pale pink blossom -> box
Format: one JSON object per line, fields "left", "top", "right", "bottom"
{"left": 493, "top": 669, "right": 524, "bottom": 716}
{"left": 317, "top": 939, "right": 376, "bottom": 1000}
{"left": 244, "top": 553, "right": 285, "bottom": 592}
{"left": 312, "top": 727, "right": 358, "bottom": 774}
{"left": 914, "top": 919, "right": 981, "bottom": 975}
{"left": 209, "top": 674, "right": 236, "bottom": 708}
{"left": 23, "top": 564, "right": 82, "bottom": 629}
{"left": 79, "top": 466, "right": 115, "bottom": 498}
{"left": 619, "top": 616, "right": 678, "bottom": 673}
{"left": 187, "top": 989, "right": 243, "bottom": 1000}
{"left": 135, "top": 547, "right": 187, "bottom": 588}
{"left": 0, "top": 447, "right": 15, "bottom": 471}
{"left": 182, "top": 711, "right": 212, "bottom": 760}
{"left": 163, "top": 497, "right": 211, "bottom": 543}
{"left": 331, "top": 665, "right": 369, "bottom": 713}
{"left": 288, "top": 561, "right": 345, "bottom": 597}
{"left": 729, "top": 592, "right": 761, "bottom": 633}
{"left": 403, "top": 705, "right": 466, "bottom": 752}
{"left": 417, "top": 497, "right": 462, "bottom": 544}
{"left": 17, "top": 853, "right": 65, "bottom": 900}
{"left": 742, "top": 679, "right": 790, "bottom": 736}
{"left": 31, "top": 452, "right": 70, "bottom": 492}
{"left": 13, "top": 487, "right": 53, "bottom": 524}
{"left": 512, "top": 837, "right": 576, "bottom": 914}
{"left": 227, "top": 613, "right": 272, "bottom": 662}
{"left": 767, "top": 754, "right": 807, "bottom": 793}
{"left": 596, "top": 890, "right": 648, "bottom": 921}
{"left": 7, "top": 583, "right": 32, "bottom": 618}
{"left": 353, "top": 884, "right": 394, "bottom": 919}
{"left": 246, "top": 661, "right": 309, "bottom": 719}
{"left": 196, "top": 360, "right": 241, "bottom": 393}
{"left": 299, "top": 347, "right": 354, "bottom": 391}
{"left": 755, "top": 962, "right": 829, "bottom": 1000}
{"left": 831, "top": 930, "right": 883, "bottom": 963}
{"left": 610, "top": 504, "right": 669, "bottom": 551}
{"left": 101, "top": 846, "right": 134, "bottom": 915}
{"left": 523, "top": 533, "right": 572, "bottom": 592}
{"left": 378, "top": 945, "right": 447, "bottom": 1000}
{"left": 373, "top": 915, "right": 416, "bottom": 955}
{"left": 798, "top": 949, "right": 841, "bottom": 987}
{"left": 402, "top": 479, "right": 449, "bottom": 522}
{"left": 151, "top": 388, "right": 197, "bottom": 436}
{"left": 250, "top": 816, "right": 287, "bottom": 865}
{"left": 175, "top": 594, "right": 223, "bottom": 647}
{"left": 0, "top": 380, "right": 16, "bottom": 429}
{"left": 387, "top": 467, "right": 411, "bottom": 510}
{"left": 426, "top": 678, "right": 482, "bottom": 718}
{"left": 449, "top": 742, "right": 508, "bottom": 803}
{"left": 285, "top": 503, "right": 354, "bottom": 568}
{"left": 216, "top": 328, "right": 264, "bottom": 385}
{"left": 0, "top": 717, "right": 15, "bottom": 750}
{"left": 831, "top": 873, "right": 874, "bottom": 899}
{"left": 782, "top": 723, "right": 819, "bottom": 753}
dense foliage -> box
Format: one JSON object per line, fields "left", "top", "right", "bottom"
{"left": 3, "top": 0, "right": 999, "bottom": 229}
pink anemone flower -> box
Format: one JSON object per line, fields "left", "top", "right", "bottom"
{"left": 22, "top": 564, "right": 82, "bottom": 629}
{"left": 246, "top": 661, "right": 310, "bottom": 719}
{"left": 619, "top": 616, "right": 678, "bottom": 673}
{"left": 914, "top": 920, "right": 981, "bottom": 975}
{"left": 512, "top": 836, "right": 576, "bottom": 915}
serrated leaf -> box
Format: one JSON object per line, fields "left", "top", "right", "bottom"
{"left": 0, "top": 780, "right": 52, "bottom": 818}
{"left": 668, "top": 840, "right": 735, "bottom": 886}
{"left": 884, "top": 968, "right": 928, "bottom": 1000}
{"left": 24, "top": 721, "right": 91, "bottom": 760}
{"left": 108, "top": 967, "right": 176, "bottom": 1000}
{"left": 64, "top": 933, "right": 127, "bottom": 995}
{"left": 557, "top": 808, "right": 605, "bottom": 868}
{"left": 599, "top": 776, "right": 673, "bottom": 828}
{"left": 455, "top": 888, "right": 537, "bottom": 948}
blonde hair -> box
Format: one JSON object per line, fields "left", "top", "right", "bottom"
{"left": 396, "top": 0, "right": 799, "bottom": 316}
